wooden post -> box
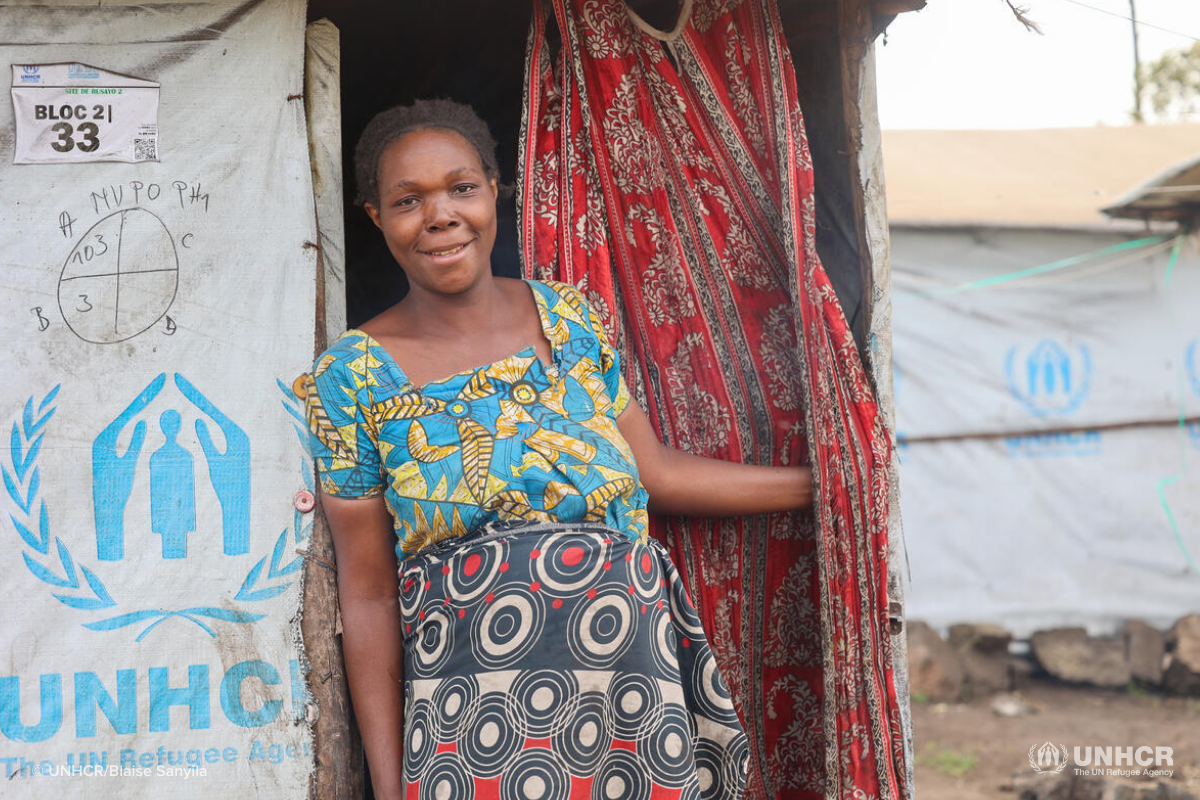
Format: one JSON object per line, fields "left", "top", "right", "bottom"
{"left": 302, "top": 19, "right": 363, "bottom": 800}
{"left": 838, "top": 0, "right": 915, "bottom": 796}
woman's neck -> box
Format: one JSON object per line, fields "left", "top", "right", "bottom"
{"left": 396, "top": 274, "right": 512, "bottom": 339}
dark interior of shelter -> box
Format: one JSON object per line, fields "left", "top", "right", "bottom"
{"left": 306, "top": 0, "right": 894, "bottom": 355}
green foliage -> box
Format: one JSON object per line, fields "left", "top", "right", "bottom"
{"left": 912, "top": 690, "right": 929, "bottom": 705}
{"left": 1125, "top": 681, "right": 1151, "bottom": 698}
{"left": 1142, "top": 42, "right": 1200, "bottom": 121}
{"left": 917, "top": 742, "right": 978, "bottom": 779}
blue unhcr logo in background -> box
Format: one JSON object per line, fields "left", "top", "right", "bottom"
{"left": 1004, "top": 339, "right": 1099, "bottom": 458}
{"left": 93, "top": 374, "right": 249, "bottom": 561}
{"left": 1006, "top": 339, "right": 1092, "bottom": 418}
{"left": 20, "top": 65, "right": 40, "bottom": 84}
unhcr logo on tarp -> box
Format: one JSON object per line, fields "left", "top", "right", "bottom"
{"left": 4, "top": 378, "right": 313, "bottom": 642}
{"left": 1006, "top": 339, "right": 1091, "bottom": 417}
{"left": 20, "top": 65, "right": 40, "bottom": 84}
{"left": 1004, "top": 339, "right": 1100, "bottom": 458}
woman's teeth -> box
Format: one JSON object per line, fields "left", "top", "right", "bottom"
{"left": 427, "top": 243, "right": 467, "bottom": 256}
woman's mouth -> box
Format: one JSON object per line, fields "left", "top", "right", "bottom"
{"left": 420, "top": 239, "right": 475, "bottom": 262}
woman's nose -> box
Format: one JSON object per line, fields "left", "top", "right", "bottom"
{"left": 424, "top": 198, "right": 459, "bottom": 231}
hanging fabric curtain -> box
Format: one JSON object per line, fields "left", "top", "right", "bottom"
{"left": 517, "top": 0, "right": 907, "bottom": 798}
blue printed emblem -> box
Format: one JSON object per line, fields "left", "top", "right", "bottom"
{"left": 67, "top": 64, "right": 100, "bottom": 80}
{"left": 20, "top": 65, "right": 41, "bottom": 84}
{"left": 1005, "top": 339, "right": 1091, "bottom": 417}
{"left": 94, "top": 374, "right": 250, "bottom": 561}
{"left": 4, "top": 377, "right": 312, "bottom": 640}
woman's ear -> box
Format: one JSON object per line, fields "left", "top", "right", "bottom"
{"left": 490, "top": 177, "right": 499, "bottom": 201}
{"left": 363, "top": 201, "right": 383, "bottom": 230}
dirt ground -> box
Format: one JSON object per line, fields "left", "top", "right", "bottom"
{"left": 910, "top": 681, "right": 1200, "bottom": 799}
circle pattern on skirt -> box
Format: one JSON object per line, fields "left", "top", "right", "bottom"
{"left": 532, "top": 532, "right": 609, "bottom": 597}
{"left": 459, "top": 694, "right": 524, "bottom": 777}
{"left": 403, "top": 698, "right": 439, "bottom": 783}
{"left": 592, "top": 749, "right": 651, "bottom": 800}
{"left": 500, "top": 748, "right": 571, "bottom": 800}
{"left": 631, "top": 545, "right": 661, "bottom": 602}
{"left": 510, "top": 669, "right": 580, "bottom": 736}
{"left": 567, "top": 586, "right": 636, "bottom": 668}
{"left": 411, "top": 605, "right": 455, "bottom": 678}
{"left": 418, "top": 752, "right": 474, "bottom": 800}
{"left": 400, "top": 562, "right": 427, "bottom": 620}
{"left": 445, "top": 540, "right": 508, "bottom": 605}
{"left": 686, "top": 649, "right": 741, "bottom": 725}
{"left": 650, "top": 606, "right": 681, "bottom": 678}
{"left": 431, "top": 675, "right": 479, "bottom": 742}
{"left": 607, "top": 672, "right": 662, "bottom": 739}
{"left": 471, "top": 585, "right": 545, "bottom": 669}
{"left": 691, "top": 738, "right": 728, "bottom": 800}
{"left": 552, "top": 691, "right": 613, "bottom": 775}
{"left": 636, "top": 703, "right": 695, "bottom": 787}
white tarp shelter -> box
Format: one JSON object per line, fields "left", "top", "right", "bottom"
{"left": 884, "top": 125, "right": 1200, "bottom": 638}
{"left": 0, "top": 1, "right": 322, "bottom": 796}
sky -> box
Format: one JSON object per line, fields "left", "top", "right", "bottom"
{"left": 875, "top": 0, "right": 1200, "bottom": 130}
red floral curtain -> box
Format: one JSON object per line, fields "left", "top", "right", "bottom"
{"left": 517, "top": 1, "right": 907, "bottom": 797}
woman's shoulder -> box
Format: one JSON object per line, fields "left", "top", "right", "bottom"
{"left": 527, "top": 278, "right": 585, "bottom": 305}
{"left": 526, "top": 279, "right": 600, "bottom": 330}
{"left": 310, "top": 329, "right": 378, "bottom": 388}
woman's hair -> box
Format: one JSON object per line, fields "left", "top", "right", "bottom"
{"left": 353, "top": 98, "right": 500, "bottom": 207}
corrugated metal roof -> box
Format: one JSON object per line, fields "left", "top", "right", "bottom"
{"left": 1102, "top": 152, "right": 1200, "bottom": 224}
{"left": 881, "top": 125, "right": 1200, "bottom": 230}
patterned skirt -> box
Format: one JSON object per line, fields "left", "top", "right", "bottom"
{"left": 398, "top": 521, "right": 748, "bottom": 800}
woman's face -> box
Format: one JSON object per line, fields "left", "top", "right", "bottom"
{"left": 365, "top": 128, "right": 498, "bottom": 298}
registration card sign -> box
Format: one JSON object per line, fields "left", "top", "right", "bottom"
{"left": 11, "top": 63, "right": 160, "bottom": 164}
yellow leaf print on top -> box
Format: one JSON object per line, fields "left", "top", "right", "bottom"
{"left": 407, "top": 421, "right": 459, "bottom": 463}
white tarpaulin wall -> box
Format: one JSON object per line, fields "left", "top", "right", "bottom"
{"left": 891, "top": 227, "right": 1200, "bottom": 638}
{"left": 1, "top": 1, "right": 317, "bottom": 796}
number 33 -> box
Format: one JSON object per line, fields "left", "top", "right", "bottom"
{"left": 50, "top": 122, "right": 99, "bottom": 153}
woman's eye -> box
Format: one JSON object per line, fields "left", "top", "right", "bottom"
{"left": 395, "top": 196, "right": 418, "bottom": 208}
{"left": 453, "top": 184, "right": 476, "bottom": 194}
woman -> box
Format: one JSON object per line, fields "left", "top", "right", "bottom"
{"left": 302, "top": 99, "right": 814, "bottom": 800}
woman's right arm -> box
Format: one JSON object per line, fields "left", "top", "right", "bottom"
{"left": 321, "top": 492, "right": 405, "bottom": 800}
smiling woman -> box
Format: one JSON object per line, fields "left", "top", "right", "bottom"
{"left": 298, "top": 99, "right": 814, "bottom": 800}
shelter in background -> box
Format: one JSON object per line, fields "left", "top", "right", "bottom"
{"left": 884, "top": 125, "right": 1200, "bottom": 639}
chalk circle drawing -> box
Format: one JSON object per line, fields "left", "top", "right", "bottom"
{"left": 57, "top": 207, "right": 179, "bottom": 344}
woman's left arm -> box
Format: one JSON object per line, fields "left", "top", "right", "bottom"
{"left": 616, "top": 399, "right": 813, "bottom": 517}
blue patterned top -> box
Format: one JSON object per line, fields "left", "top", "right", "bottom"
{"left": 300, "top": 280, "right": 650, "bottom": 559}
